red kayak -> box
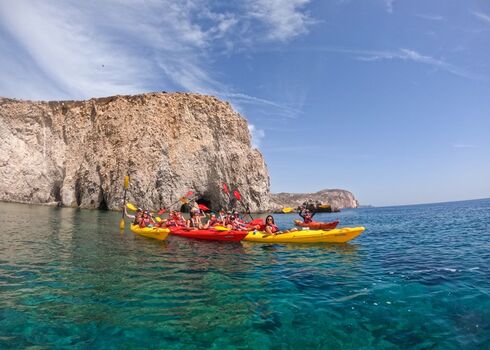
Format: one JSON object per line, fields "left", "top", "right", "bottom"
{"left": 169, "top": 227, "right": 248, "bottom": 242}
{"left": 293, "top": 219, "right": 339, "bottom": 230}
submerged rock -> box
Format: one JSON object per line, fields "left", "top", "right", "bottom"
{"left": 0, "top": 92, "right": 271, "bottom": 211}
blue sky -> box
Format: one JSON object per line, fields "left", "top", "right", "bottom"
{"left": 1, "top": 0, "right": 489, "bottom": 206}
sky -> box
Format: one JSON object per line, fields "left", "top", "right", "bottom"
{"left": 1, "top": 0, "right": 489, "bottom": 206}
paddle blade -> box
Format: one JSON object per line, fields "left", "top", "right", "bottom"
{"left": 214, "top": 225, "right": 231, "bottom": 231}
{"left": 155, "top": 217, "right": 162, "bottom": 222}
{"left": 233, "top": 190, "right": 241, "bottom": 201}
{"left": 184, "top": 191, "right": 194, "bottom": 198}
{"left": 119, "top": 218, "right": 125, "bottom": 230}
{"left": 282, "top": 207, "right": 293, "bottom": 213}
{"left": 123, "top": 176, "right": 130, "bottom": 190}
{"left": 222, "top": 183, "right": 229, "bottom": 194}
{"left": 198, "top": 204, "right": 210, "bottom": 211}
{"left": 248, "top": 218, "right": 264, "bottom": 226}
{"left": 157, "top": 208, "right": 166, "bottom": 215}
{"left": 126, "top": 203, "right": 138, "bottom": 211}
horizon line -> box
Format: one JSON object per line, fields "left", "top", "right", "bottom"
{"left": 360, "top": 196, "right": 490, "bottom": 209}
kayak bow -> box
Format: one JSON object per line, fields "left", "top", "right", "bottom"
{"left": 130, "top": 224, "right": 170, "bottom": 241}
{"left": 244, "top": 227, "right": 365, "bottom": 243}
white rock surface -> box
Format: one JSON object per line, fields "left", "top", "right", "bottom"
{"left": 0, "top": 93, "right": 272, "bottom": 211}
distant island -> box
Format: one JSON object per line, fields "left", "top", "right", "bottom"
{"left": 270, "top": 189, "right": 358, "bottom": 213}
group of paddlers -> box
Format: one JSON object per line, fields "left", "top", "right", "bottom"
{"left": 125, "top": 201, "right": 258, "bottom": 230}
{"left": 125, "top": 201, "right": 316, "bottom": 235}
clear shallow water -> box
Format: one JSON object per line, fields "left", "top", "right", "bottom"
{"left": 0, "top": 199, "right": 489, "bottom": 349}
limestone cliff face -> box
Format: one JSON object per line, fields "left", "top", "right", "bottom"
{"left": 271, "top": 189, "right": 359, "bottom": 211}
{"left": 0, "top": 93, "right": 271, "bottom": 211}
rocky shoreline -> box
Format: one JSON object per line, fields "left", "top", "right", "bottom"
{"left": 0, "top": 92, "right": 359, "bottom": 212}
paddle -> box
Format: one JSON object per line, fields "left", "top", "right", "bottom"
{"left": 119, "top": 175, "right": 130, "bottom": 230}
{"left": 126, "top": 202, "right": 138, "bottom": 211}
{"left": 282, "top": 207, "right": 293, "bottom": 213}
{"left": 128, "top": 202, "right": 161, "bottom": 221}
{"left": 214, "top": 225, "right": 231, "bottom": 231}
{"left": 152, "top": 191, "right": 195, "bottom": 216}
{"left": 222, "top": 183, "right": 231, "bottom": 211}
{"left": 156, "top": 191, "right": 195, "bottom": 212}
{"left": 223, "top": 183, "right": 230, "bottom": 196}
{"left": 198, "top": 203, "right": 210, "bottom": 211}
{"left": 248, "top": 218, "right": 264, "bottom": 226}
{"left": 232, "top": 189, "right": 254, "bottom": 220}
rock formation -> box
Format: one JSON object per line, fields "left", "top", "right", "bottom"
{"left": 270, "top": 189, "right": 359, "bottom": 212}
{"left": 0, "top": 92, "right": 272, "bottom": 212}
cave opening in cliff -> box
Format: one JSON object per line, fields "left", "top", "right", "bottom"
{"left": 180, "top": 196, "right": 212, "bottom": 213}
{"left": 75, "top": 179, "right": 82, "bottom": 207}
{"left": 98, "top": 192, "right": 109, "bottom": 210}
{"left": 50, "top": 181, "right": 62, "bottom": 202}
{"left": 196, "top": 197, "right": 212, "bottom": 211}
{"left": 180, "top": 203, "right": 189, "bottom": 213}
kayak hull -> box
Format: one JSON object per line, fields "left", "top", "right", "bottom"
{"left": 130, "top": 224, "right": 170, "bottom": 241}
{"left": 294, "top": 219, "right": 339, "bottom": 230}
{"left": 244, "top": 227, "right": 365, "bottom": 243}
{"left": 170, "top": 228, "right": 248, "bottom": 242}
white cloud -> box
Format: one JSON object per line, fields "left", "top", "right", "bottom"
{"left": 472, "top": 11, "right": 490, "bottom": 25}
{"left": 0, "top": 0, "right": 314, "bottom": 108}
{"left": 248, "top": 124, "right": 266, "bottom": 149}
{"left": 452, "top": 144, "right": 477, "bottom": 148}
{"left": 264, "top": 145, "right": 317, "bottom": 152}
{"left": 310, "top": 46, "right": 481, "bottom": 81}
{"left": 416, "top": 14, "right": 446, "bottom": 21}
{"left": 349, "top": 48, "right": 479, "bottom": 80}
{"left": 0, "top": 1, "right": 148, "bottom": 99}
{"left": 384, "top": 0, "right": 395, "bottom": 14}
{"left": 221, "top": 92, "right": 302, "bottom": 117}
{"left": 247, "top": 0, "right": 314, "bottom": 41}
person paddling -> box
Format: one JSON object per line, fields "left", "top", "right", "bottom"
{"left": 139, "top": 211, "right": 156, "bottom": 228}
{"left": 186, "top": 210, "right": 204, "bottom": 230}
{"left": 231, "top": 211, "right": 248, "bottom": 230}
{"left": 174, "top": 211, "right": 186, "bottom": 227}
{"left": 263, "top": 215, "right": 298, "bottom": 235}
{"left": 265, "top": 215, "right": 279, "bottom": 235}
{"left": 125, "top": 207, "right": 143, "bottom": 226}
{"left": 299, "top": 207, "right": 316, "bottom": 224}
{"left": 205, "top": 213, "right": 219, "bottom": 228}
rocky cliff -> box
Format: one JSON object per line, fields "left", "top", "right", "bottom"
{"left": 0, "top": 92, "right": 271, "bottom": 212}
{"left": 271, "top": 189, "right": 359, "bottom": 211}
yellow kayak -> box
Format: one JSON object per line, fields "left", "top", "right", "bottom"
{"left": 130, "top": 224, "right": 170, "bottom": 241}
{"left": 244, "top": 227, "right": 365, "bottom": 243}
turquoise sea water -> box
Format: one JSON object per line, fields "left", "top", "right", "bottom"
{"left": 0, "top": 199, "right": 489, "bottom": 349}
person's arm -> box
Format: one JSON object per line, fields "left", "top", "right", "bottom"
{"left": 202, "top": 218, "right": 209, "bottom": 229}
{"left": 265, "top": 225, "right": 273, "bottom": 234}
{"left": 125, "top": 207, "right": 135, "bottom": 220}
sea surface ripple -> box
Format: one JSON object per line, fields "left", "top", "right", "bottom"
{"left": 0, "top": 199, "right": 489, "bottom": 349}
